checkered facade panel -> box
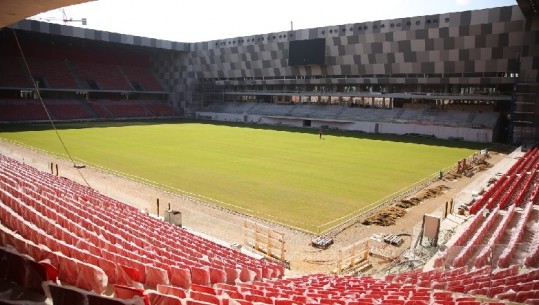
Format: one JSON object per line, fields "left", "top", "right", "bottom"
{"left": 181, "top": 5, "right": 536, "bottom": 84}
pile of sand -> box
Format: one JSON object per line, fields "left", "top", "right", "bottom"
{"left": 396, "top": 185, "right": 450, "bottom": 209}
{"left": 361, "top": 206, "right": 407, "bottom": 226}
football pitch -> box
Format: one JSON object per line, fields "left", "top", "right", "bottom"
{"left": 0, "top": 121, "right": 484, "bottom": 233}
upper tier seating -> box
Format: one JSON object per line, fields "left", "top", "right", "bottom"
{"left": 0, "top": 56, "right": 165, "bottom": 94}
{"left": 0, "top": 56, "right": 32, "bottom": 88}
{"left": 121, "top": 65, "right": 164, "bottom": 92}
{"left": 26, "top": 58, "right": 79, "bottom": 89}
{"left": 72, "top": 62, "right": 133, "bottom": 91}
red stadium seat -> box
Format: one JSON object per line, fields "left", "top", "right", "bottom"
{"left": 114, "top": 284, "right": 150, "bottom": 305}
{"left": 147, "top": 291, "right": 183, "bottom": 305}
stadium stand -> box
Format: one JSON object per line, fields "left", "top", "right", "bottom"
{"left": 44, "top": 281, "right": 145, "bottom": 305}
{"left": 387, "top": 265, "right": 539, "bottom": 303}
{"left": 1, "top": 2, "right": 539, "bottom": 304}
{"left": 0, "top": 99, "right": 48, "bottom": 121}
{"left": 142, "top": 100, "right": 177, "bottom": 117}
{"left": 26, "top": 58, "right": 79, "bottom": 89}
{"left": 120, "top": 65, "right": 164, "bottom": 92}
{"left": 0, "top": 30, "right": 176, "bottom": 122}
{"left": 0, "top": 154, "right": 284, "bottom": 292}
{"left": 91, "top": 100, "right": 176, "bottom": 118}
{"left": 374, "top": 146, "right": 538, "bottom": 304}
{"left": 43, "top": 99, "right": 94, "bottom": 120}
{"left": 468, "top": 146, "right": 539, "bottom": 214}
{"left": 0, "top": 56, "right": 32, "bottom": 88}
{"left": 338, "top": 107, "right": 400, "bottom": 123}
{"left": 102, "top": 100, "right": 152, "bottom": 118}
{"left": 206, "top": 102, "right": 498, "bottom": 129}
{"left": 250, "top": 103, "right": 296, "bottom": 117}
{"left": 88, "top": 100, "right": 115, "bottom": 119}
{"left": 2, "top": 144, "right": 539, "bottom": 303}
{"left": 209, "top": 102, "right": 257, "bottom": 114}
{"left": 286, "top": 104, "right": 335, "bottom": 119}
{"left": 71, "top": 61, "right": 133, "bottom": 91}
{"left": 0, "top": 98, "right": 176, "bottom": 121}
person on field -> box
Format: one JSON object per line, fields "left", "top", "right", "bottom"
{"left": 319, "top": 129, "right": 323, "bottom": 139}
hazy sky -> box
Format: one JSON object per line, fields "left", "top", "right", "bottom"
{"left": 30, "top": 0, "right": 516, "bottom": 43}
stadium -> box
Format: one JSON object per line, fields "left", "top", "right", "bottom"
{"left": 1, "top": 1, "right": 539, "bottom": 305}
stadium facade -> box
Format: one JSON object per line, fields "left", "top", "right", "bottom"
{"left": 3, "top": 4, "right": 539, "bottom": 143}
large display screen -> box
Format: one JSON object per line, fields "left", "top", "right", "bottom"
{"left": 288, "top": 38, "right": 325, "bottom": 66}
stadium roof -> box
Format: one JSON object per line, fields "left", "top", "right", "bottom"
{"left": 0, "top": 0, "right": 536, "bottom": 53}
{"left": 0, "top": 0, "right": 91, "bottom": 28}
{"left": 9, "top": 19, "right": 190, "bottom": 51}
{"left": 1, "top": 0, "right": 188, "bottom": 52}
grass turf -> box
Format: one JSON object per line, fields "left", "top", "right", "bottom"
{"left": 0, "top": 121, "right": 484, "bottom": 233}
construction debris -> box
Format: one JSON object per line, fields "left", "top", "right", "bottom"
{"left": 396, "top": 185, "right": 450, "bottom": 209}
{"left": 445, "top": 151, "right": 493, "bottom": 180}
{"left": 311, "top": 236, "right": 334, "bottom": 249}
{"left": 361, "top": 150, "right": 493, "bottom": 227}
{"left": 361, "top": 206, "right": 406, "bottom": 226}
{"left": 384, "top": 234, "right": 404, "bottom": 246}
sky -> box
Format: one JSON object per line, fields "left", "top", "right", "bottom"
{"left": 29, "top": 0, "right": 516, "bottom": 43}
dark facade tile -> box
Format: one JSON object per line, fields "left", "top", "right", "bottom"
{"left": 439, "top": 27, "right": 449, "bottom": 38}
{"left": 347, "top": 35, "right": 359, "bottom": 45}
{"left": 460, "top": 11, "right": 472, "bottom": 26}
{"left": 508, "top": 58, "right": 519, "bottom": 72}
{"left": 403, "top": 51, "right": 416, "bottom": 62}
{"left": 387, "top": 53, "right": 396, "bottom": 64}
{"left": 415, "top": 29, "right": 427, "bottom": 40}
{"left": 459, "top": 26, "right": 469, "bottom": 36}
{"left": 481, "top": 23, "right": 493, "bottom": 35}
{"left": 464, "top": 60, "right": 475, "bottom": 72}
{"left": 444, "top": 37, "right": 455, "bottom": 49}
{"left": 421, "top": 62, "right": 435, "bottom": 74}
{"left": 492, "top": 47, "right": 504, "bottom": 59}
{"left": 499, "top": 6, "right": 513, "bottom": 22}
{"left": 338, "top": 45, "right": 347, "bottom": 56}
{"left": 371, "top": 42, "right": 383, "bottom": 54}
{"left": 499, "top": 33, "right": 509, "bottom": 47}
{"left": 475, "top": 34, "right": 486, "bottom": 48}
{"left": 398, "top": 40, "right": 411, "bottom": 53}
{"left": 444, "top": 61, "right": 455, "bottom": 73}
{"left": 341, "top": 65, "right": 351, "bottom": 75}
{"left": 425, "top": 38, "right": 435, "bottom": 51}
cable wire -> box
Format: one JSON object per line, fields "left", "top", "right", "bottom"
{"left": 12, "top": 29, "right": 91, "bottom": 188}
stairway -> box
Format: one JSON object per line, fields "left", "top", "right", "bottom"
{"left": 64, "top": 60, "right": 85, "bottom": 89}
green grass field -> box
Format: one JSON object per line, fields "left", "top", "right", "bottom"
{"left": 0, "top": 121, "right": 484, "bottom": 233}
